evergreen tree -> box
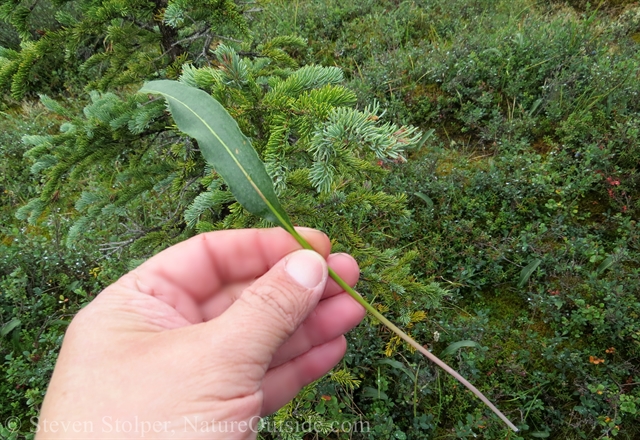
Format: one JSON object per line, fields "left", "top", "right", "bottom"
{"left": 3, "top": 2, "right": 449, "bottom": 434}
{"left": 0, "top": 0, "right": 248, "bottom": 99}
{"left": 13, "top": 35, "right": 447, "bottom": 430}
{"left": 19, "top": 44, "right": 433, "bottom": 298}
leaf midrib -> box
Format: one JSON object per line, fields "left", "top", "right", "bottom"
{"left": 164, "top": 92, "right": 293, "bottom": 231}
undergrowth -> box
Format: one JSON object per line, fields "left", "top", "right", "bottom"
{"left": 2, "top": 0, "right": 640, "bottom": 438}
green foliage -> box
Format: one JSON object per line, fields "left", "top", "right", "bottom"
{"left": 545, "top": 0, "right": 638, "bottom": 12}
{"left": 0, "top": 106, "right": 124, "bottom": 438}
{"left": 249, "top": 0, "right": 640, "bottom": 437}
{"left": 0, "top": 0, "right": 249, "bottom": 100}
{"left": 140, "top": 79, "right": 294, "bottom": 229}
{"left": 309, "top": 103, "right": 420, "bottom": 193}
{"left": 16, "top": 90, "right": 182, "bottom": 249}
{"left": 3, "top": 0, "right": 640, "bottom": 438}
{"left": 0, "top": 229, "right": 102, "bottom": 431}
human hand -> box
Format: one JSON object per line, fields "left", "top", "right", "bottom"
{"left": 36, "top": 228, "right": 364, "bottom": 439}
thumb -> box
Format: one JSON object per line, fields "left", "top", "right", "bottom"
{"left": 218, "top": 249, "right": 328, "bottom": 366}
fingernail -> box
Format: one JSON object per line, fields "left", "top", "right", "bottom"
{"left": 286, "top": 250, "right": 326, "bottom": 288}
{"left": 329, "top": 253, "right": 355, "bottom": 264}
{"left": 294, "top": 226, "right": 328, "bottom": 240}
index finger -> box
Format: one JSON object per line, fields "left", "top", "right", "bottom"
{"left": 120, "top": 227, "right": 331, "bottom": 303}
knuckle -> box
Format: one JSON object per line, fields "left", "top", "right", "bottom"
{"left": 244, "top": 281, "right": 306, "bottom": 334}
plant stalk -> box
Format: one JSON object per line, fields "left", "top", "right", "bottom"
{"left": 289, "top": 228, "right": 519, "bottom": 432}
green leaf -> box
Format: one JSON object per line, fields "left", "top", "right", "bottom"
{"left": 415, "top": 128, "right": 435, "bottom": 149}
{"left": 596, "top": 255, "right": 614, "bottom": 275}
{"left": 362, "top": 386, "right": 389, "bottom": 401}
{"left": 139, "top": 80, "right": 293, "bottom": 231}
{"left": 440, "top": 340, "right": 481, "bottom": 357}
{"left": 1, "top": 318, "right": 21, "bottom": 337}
{"left": 531, "top": 431, "right": 550, "bottom": 438}
{"left": 414, "top": 192, "right": 434, "bottom": 210}
{"left": 378, "top": 358, "right": 414, "bottom": 381}
{"left": 518, "top": 259, "right": 542, "bottom": 288}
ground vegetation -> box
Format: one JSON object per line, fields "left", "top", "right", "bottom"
{"left": 1, "top": 0, "right": 639, "bottom": 438}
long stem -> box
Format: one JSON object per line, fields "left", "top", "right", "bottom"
{"left": 289, "top": 228, "right": 519, "bottom": 432}
{"left": 329, "top": 267, "right": 518, "bottom": 432}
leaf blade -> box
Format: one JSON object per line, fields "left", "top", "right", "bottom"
{"left": 414, "top": 192, "right": 434, "bottom": 210}
{"left": 139, "top": 80, "right": 293, "bottom": 231}
{"left": 378, "top": 358, "right": 415, "bottom": 381}
{"left": 440, "top": 340, "right": 481, "bottom": 357}
{"left": 518, "top": 259, "right": 542, "bottom": 288}
{"left": 1, "top": 318, "right": 21, "bottom": 337}
{"left": 596, "top": 255, "right": 614, "bottom": 275}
